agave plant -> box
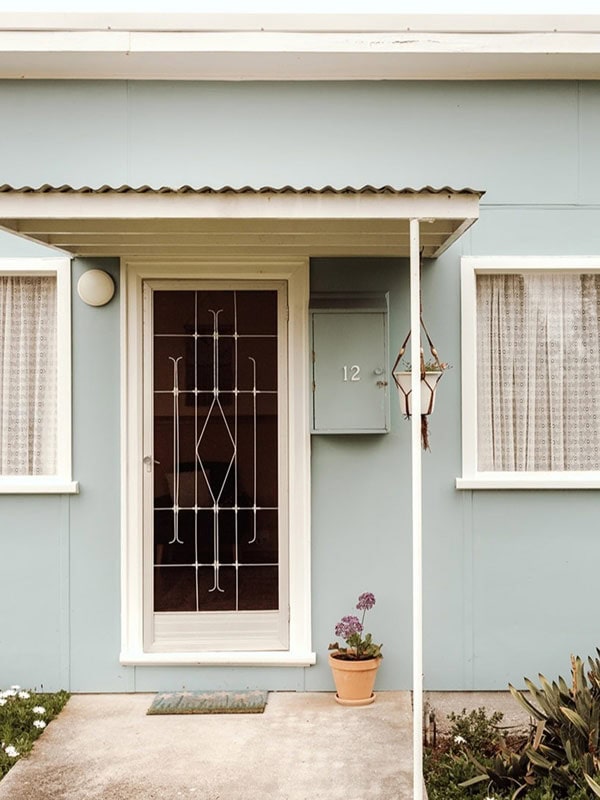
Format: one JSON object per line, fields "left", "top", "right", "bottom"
{"left": 459, "top": 737, "right": 534, "bottom": 798}
{"left": 461, "top": 651, "right": 600, "bottom": 798}
{"left": 509, "top": 652, "right": 600, "bottom": 795}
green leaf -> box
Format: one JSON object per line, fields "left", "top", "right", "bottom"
{"left": 511, "top": 782, "right": 531, "bottom": 800}
{"left": 560, "top": 706, "right": 589, "bottom": 737}
{"left": 565, "top": 739, "right": 575, "bottom": 765}
{"left": 585, "top": 774, "right": 600, "bottom": 798}
{"left": 525, "top": 748, "right": 554, "bottom": 770}
{"left": 465, "top": 751, "right": 489, "bottom": 773}
{"left": 558, "top": 675, "right": 570, "bottom": 696}
{"left": 458, "top": 774, "right": 489, "bottom": 787}
{"left": 532, "top": 719, "right": 545, "bottom": 749}
{"left": 509, "top": 684, "right": 545, "bottom": 720}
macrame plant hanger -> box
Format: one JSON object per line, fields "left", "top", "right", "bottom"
{"left": 392, "top": 256, "right": 446, "bottom": 450}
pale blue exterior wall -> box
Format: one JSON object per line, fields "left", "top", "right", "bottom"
{"left": 0, "top": 80, "right": 599, "bottom": 692}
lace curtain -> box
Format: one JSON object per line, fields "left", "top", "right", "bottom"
{"left": 0, "top": 275, "right": 57, "bottom": 475}
{"left": 477, "top": 273, "right": 600, "bottom": 471}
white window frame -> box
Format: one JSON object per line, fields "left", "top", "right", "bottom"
{"left": 0, "top": 257, "right": 77, "bottom": 494}
{"left": 458, "top": 256, "right": 600, "bottom": 490}
{"left": 120, "top": 257, "right": 315, "bottom": 666}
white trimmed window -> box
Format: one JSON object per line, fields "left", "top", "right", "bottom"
{"left": 0, "top": 258, "right": 77, "bottom": 494}
{"left": 458, "top": 257, "right": 600, "bottom": 489}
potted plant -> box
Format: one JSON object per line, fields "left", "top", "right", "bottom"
{"left": 392, "top": 359, "right": 449, "bottom": 417}
{"left": 328, "top": 592, "right": 382, "bottom": 706}
{"left": 392, "top": 358, "right": 450, "bottom": 449}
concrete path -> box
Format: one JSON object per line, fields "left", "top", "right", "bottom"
{"left": 425, "top": 690, "right": 531, "bottom": 733}
{"left": 0, "top": 692, "right": 413, "bottom": 800}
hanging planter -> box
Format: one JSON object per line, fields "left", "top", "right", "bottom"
{"left": 392, "top": 367, "right": 444, "bottom": 417}
{"left": 392, "top": 316, "right": 449, "bottom": 450}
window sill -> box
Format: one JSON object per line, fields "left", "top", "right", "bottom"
{"left": 120, "top": 650, "right": 317, "bottom": 667}
{"left": 456, "top": 473, "right": 600, "bottom": 490}
{"left": 0, "top": 477, "right": 79, "bottom": 494}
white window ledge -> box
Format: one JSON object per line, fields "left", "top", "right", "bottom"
{"left": 120, "top": 650, "right": 317, "bottom": 667}
{"left": 0, "top": 477, "right": 79, "bottom": 494}
{"left": 457, "top": 473, "right": 600, "bottom": 490}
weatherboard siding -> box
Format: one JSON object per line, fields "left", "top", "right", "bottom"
{"left": 0, "top": 79, "right": 599, "bottom": 691}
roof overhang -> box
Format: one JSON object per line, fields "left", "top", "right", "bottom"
{"left": 1, "top": 14, "right": 600, "bottom": 80}
{"left": 0, "top": 186, "right": 482, "bottom": 260}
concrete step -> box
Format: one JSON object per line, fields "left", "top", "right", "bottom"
{"left": 0, "top": 691, "right": 413, "bottom": 800}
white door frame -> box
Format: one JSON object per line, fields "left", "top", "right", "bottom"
{"left": 143, "top": 278, "right": 289, "bottom": 653}
{"left": 120, "top": 257, "right": 315, "bottom": 666}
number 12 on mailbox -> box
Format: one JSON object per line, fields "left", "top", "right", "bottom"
{"left": 310, "top": 293, "right": 389, "bottom": 434}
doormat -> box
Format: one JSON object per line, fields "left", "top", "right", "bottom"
{"left": 147, "top": 690, "right": 268, "bottom": 715}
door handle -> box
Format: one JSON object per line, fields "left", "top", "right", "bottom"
{"left": 143, "top": 455, "right": 160, "bottom": 473}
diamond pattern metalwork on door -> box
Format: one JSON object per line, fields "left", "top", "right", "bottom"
{"left": 152, "top": 289, "right": 279, "bottom": 613}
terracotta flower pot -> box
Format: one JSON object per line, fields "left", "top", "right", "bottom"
{"left": 329, "top": 652, "right": 382, "bottom": 706}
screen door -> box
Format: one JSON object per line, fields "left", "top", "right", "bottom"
{"left": 143, "top": 282, "right": 288, "bottom": 652}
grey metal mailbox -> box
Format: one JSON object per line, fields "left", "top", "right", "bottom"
{"left": 310, "top": 293, "right": 390, "bottom": 434}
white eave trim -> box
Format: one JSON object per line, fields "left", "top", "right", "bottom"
{"left": 0, "top": 188, "right": 481, "bottom": 259}
{"left": 0, "top": 188, "right": 480, "bottom": 221}
{"left": 3, "top": 13, "right": 600, "bottom": 33}
{"left": 2, "top": 15, "right": 600, "bottom": 79}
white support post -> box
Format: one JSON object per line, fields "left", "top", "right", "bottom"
{"left": 410, "top": 217, "right": 424, "bottom": 800}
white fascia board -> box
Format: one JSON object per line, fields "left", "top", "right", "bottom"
{"left": 4, "top": 50, "right": 600, "bottom": 81}
{"left": 131, "top": 31, "right": 600, "bottom": 55}
{"left": 5, "top": 29, "right": 600, "bottom": 55}
{"left": 2, "top": 25, "right": 600, "bottom": 79}
{"left": 0, "top": 191, "right": 481, "bottom": 222}
{"left": 3, "top": 13, "right": 600, "bottom": 33}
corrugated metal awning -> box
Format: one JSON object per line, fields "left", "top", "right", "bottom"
{"left": 0, "top": 184, "right": 482, "bottom": 258}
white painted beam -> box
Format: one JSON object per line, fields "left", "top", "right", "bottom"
{"left": 2, "top": 20, "right": 600, "bottom": 79}
{"left": 52, "top": 245, "right": 430, "bottom": 257}
{"left": 6, "top": 30, "right": 600, "bottom": 53}
{"left": 410, "top": 218, "right": 424, "bottom": 800}
{"left": 44, "top": 234, "right": 448, "bottom": 249}
{"left": 12, "top": 218, "right": 458, "bottom": 235}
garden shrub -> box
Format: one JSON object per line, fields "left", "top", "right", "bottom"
{"left": 425, "top": 650, "right": 600, "bottom": 799}
{"left": 0, "top": 687, "right": 69, "bottom": 780}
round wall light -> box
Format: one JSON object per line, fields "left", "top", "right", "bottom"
{"left": 77, "top": 269, "right": 115, "bottom": 307}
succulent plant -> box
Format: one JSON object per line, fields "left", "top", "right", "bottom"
{"left": 460, "top": 651, "right": 600, "bottom": 798}
{"left": 509, "top": 653, "right": 600, "bottom": 795}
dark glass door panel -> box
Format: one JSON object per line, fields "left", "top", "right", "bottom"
{"left": 152, "top": 289, "right": 279, "bottom": 613}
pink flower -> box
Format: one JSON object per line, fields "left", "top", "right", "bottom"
{"left": 356, "top": 592, "right": 376, "bottom": 611}
{"left": 334, "top": 615, "right": 363, "bottom": 640}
